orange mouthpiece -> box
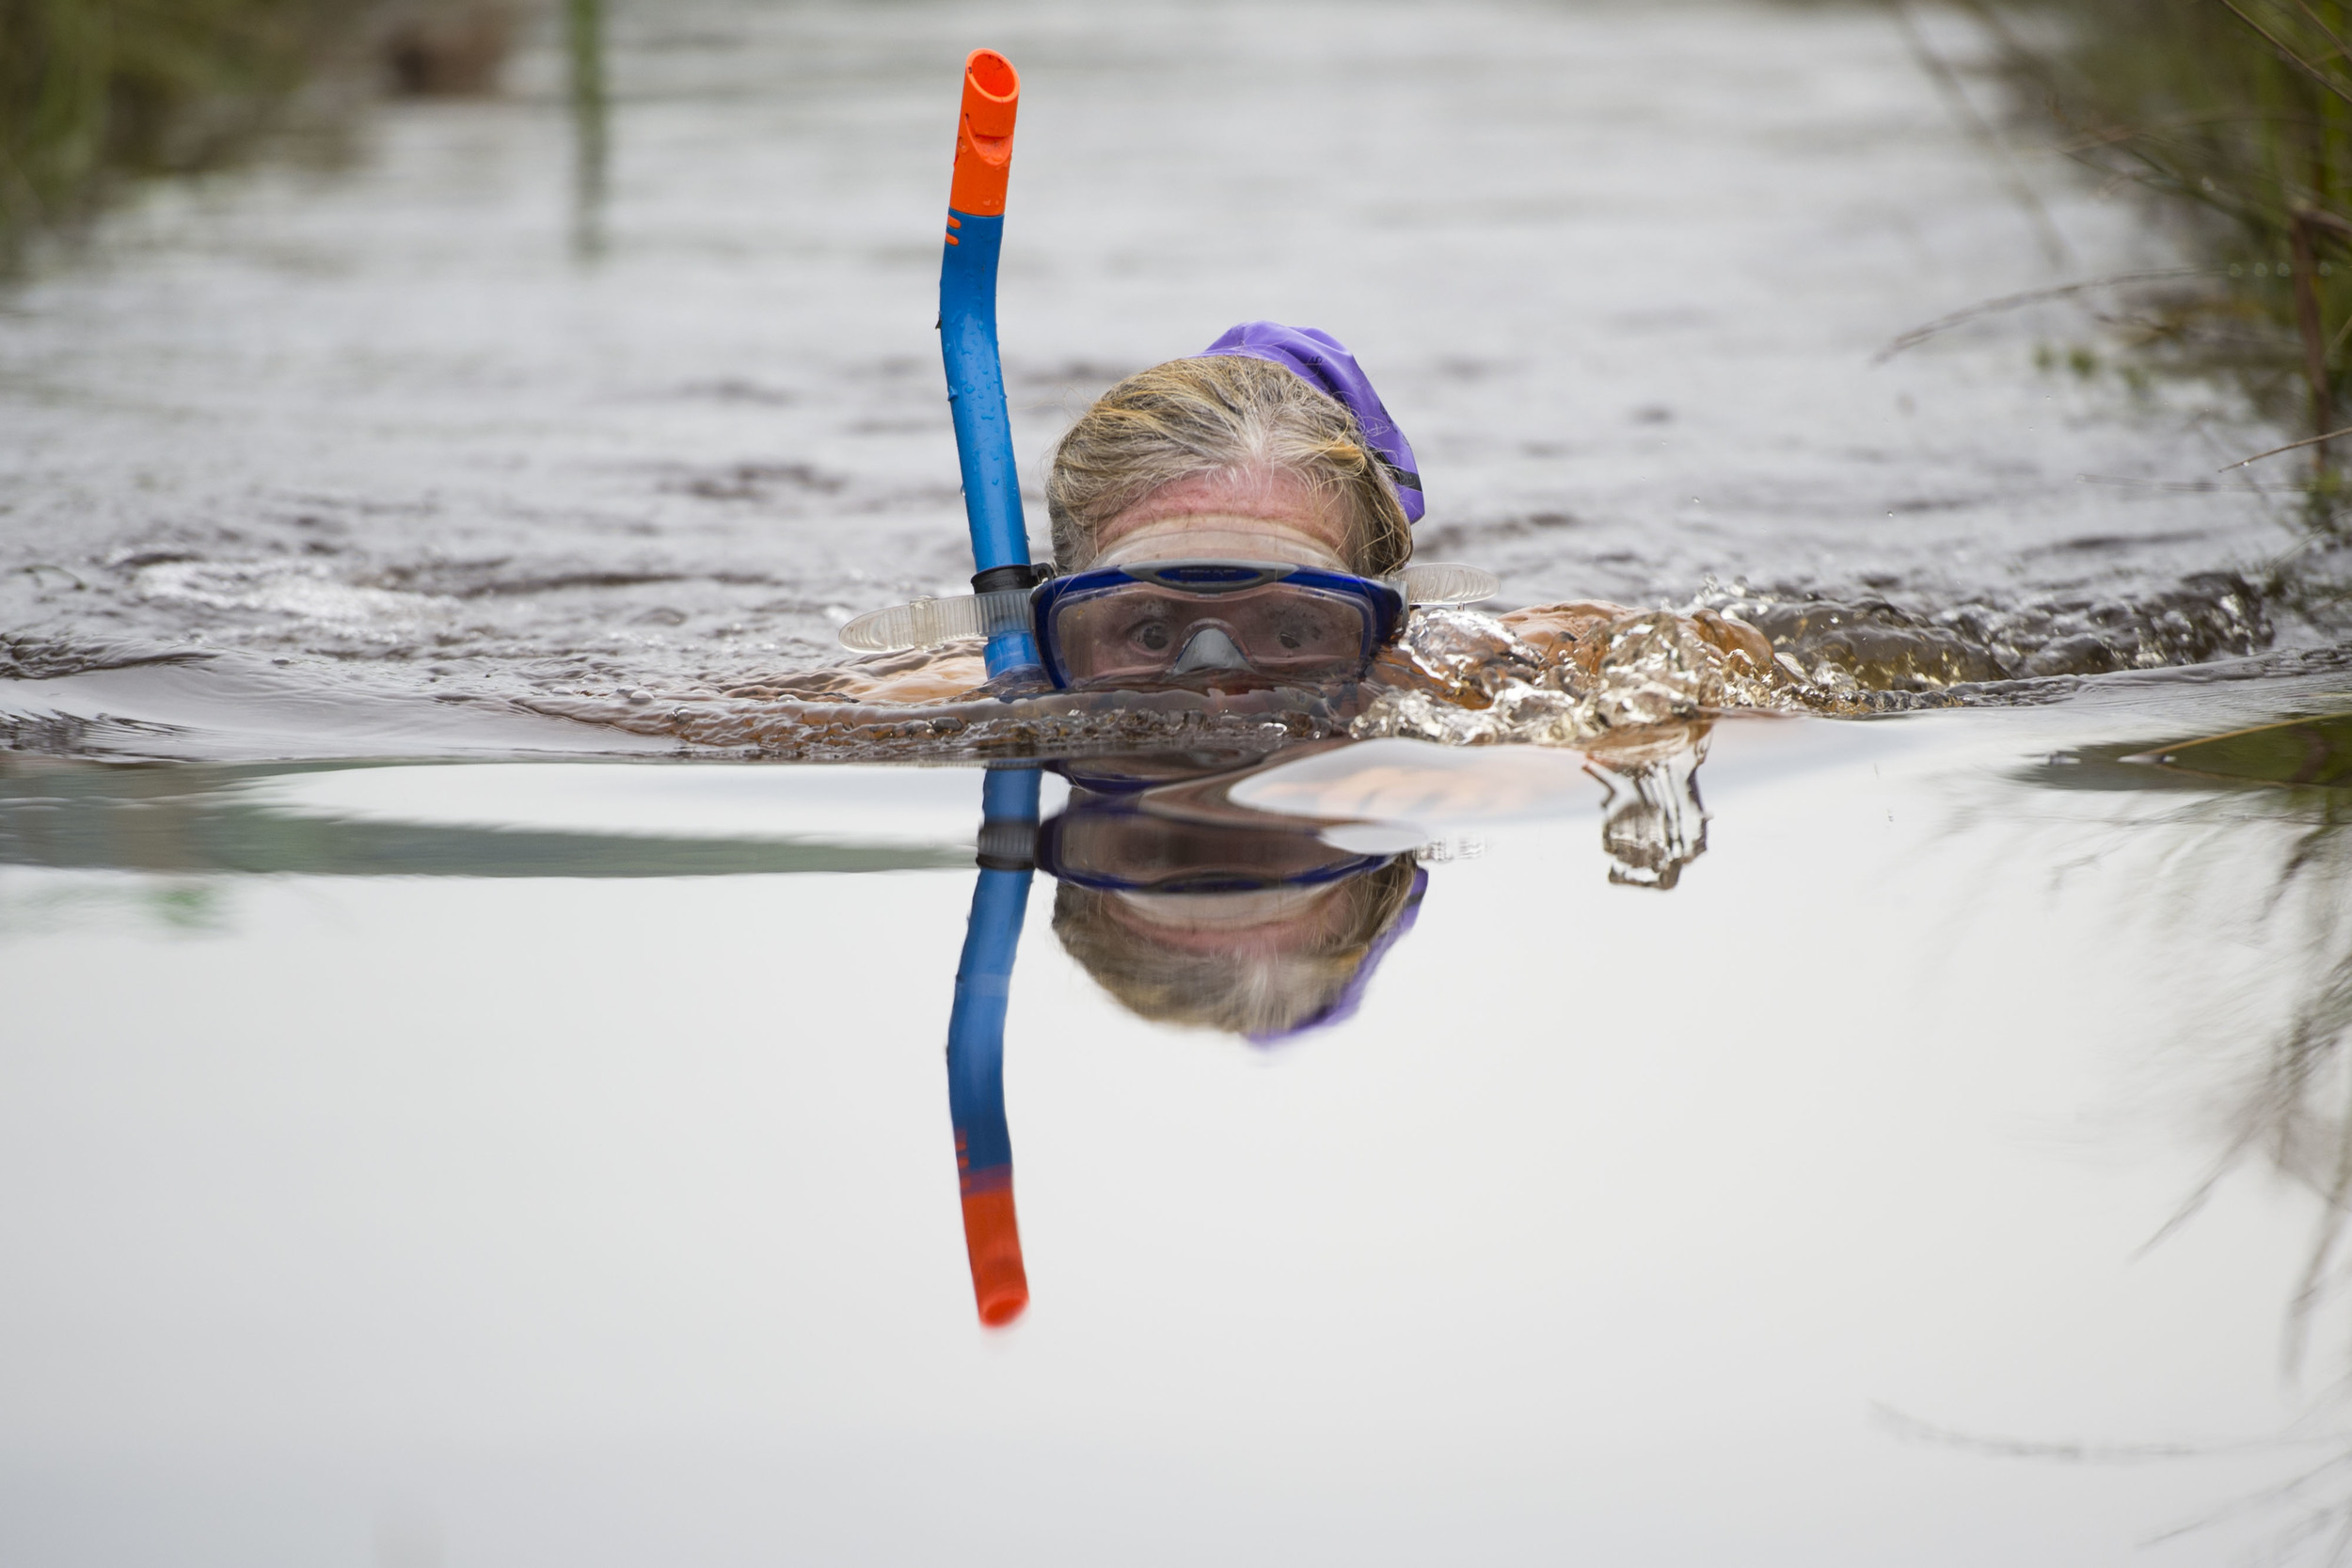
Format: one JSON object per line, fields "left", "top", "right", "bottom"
{"left": 948, "top": 49, "right": 1020, "bottom": 217}
{"left": 960, "top": 1183, "right": 1029, "bottom": 1326}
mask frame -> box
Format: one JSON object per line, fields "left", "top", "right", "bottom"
{"left": 838, "top": 559, "right": 1499, "bottom": 689}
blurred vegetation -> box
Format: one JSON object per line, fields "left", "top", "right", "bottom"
{"left": 1968, "top": 0, "right": 2352, "bottom": 474}
{"left": 0, "top": 0, "right": 516, "bottom": 272}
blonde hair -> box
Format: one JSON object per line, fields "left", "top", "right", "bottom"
{"left": 1044, "top": 356, "right": 1413, "bottom": 578}
{"left": 1051, "top": 858, "right": 1421, "bottom": 1037}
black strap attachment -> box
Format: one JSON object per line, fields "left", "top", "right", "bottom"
{"left": 971, "top": 562, "right": 1048, "bottom": 596}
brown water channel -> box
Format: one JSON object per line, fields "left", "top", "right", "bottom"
{"left": 8, "top": 1, "right": 2352, "bottom": 1563}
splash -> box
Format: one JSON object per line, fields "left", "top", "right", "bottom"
{"left": 522, "top": 680, "right": 1353, "bottom": 762}
{"left": 1692, "top": 572, "right": 2271, "bottom": 694}
{"left": 1351, "top": 606, "right": 1819, "bottom": 746}
{"left": 524, "top": 568, "right": 2287, "bottom": 759}
{"left": 528, "top": 600, "right": 1924, "bottom": 759}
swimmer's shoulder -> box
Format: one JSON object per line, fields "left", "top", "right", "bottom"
{"left": 1503, "top": 599, "right": 1772, "bottom": 673}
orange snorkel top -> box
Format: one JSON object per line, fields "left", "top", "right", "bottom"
{"left": 948, "top": 50, "right": 1019, "bottom": 218}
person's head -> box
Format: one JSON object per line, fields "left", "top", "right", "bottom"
{"left": 834, "top": 325, "right": 1442, "bottom": 688}
{"left": 1046, "top": 344, "right": 1415, "bottom": 579}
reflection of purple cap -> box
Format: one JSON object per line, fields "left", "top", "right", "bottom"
{"left": 1248, "top": 866, "right": 1428, "bottom": 1047}
{"left": 1196, "top": 322, "right": 1424, "bottom": 524}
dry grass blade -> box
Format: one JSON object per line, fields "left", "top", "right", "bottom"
{"left": 2220, "top": 421, "right": 2352, "bottom": 467}
{"left": 1873, "top": 268, "right": 2207, "bottom": 362}
{"left": 2219, "top": 0, "right": 2352, "bottom": 110}
{"left": 2292, "top": 0, "right": 2352, "bottom": 64}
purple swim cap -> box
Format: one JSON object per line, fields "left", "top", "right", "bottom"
{"left": 1195, "top": 322, "right": 1424, "bottom": 525}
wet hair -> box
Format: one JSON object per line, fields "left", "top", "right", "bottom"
{"left": 1050, "top": 857, "right": 1421, "bottom": 1037}
{"left": 1045, "top": 356, "right": 1414, "bottom": 578}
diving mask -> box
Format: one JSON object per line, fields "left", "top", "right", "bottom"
{"left": 840, "top": 559, "right": 1499, "bottom": 688}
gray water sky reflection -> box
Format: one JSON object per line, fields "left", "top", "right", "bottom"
{"left": 0, "top": 705, "right": 2347, "bottom": 1560}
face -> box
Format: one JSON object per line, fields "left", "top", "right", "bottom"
{"left": 1044, "top": 570, "right": 1381, "bottom": 684}
{"left": 1091, "top": 467, "right": 1353, "bottom": 571}
{"left": 1045, "top": 467, "right": 1381, "bottom": 688}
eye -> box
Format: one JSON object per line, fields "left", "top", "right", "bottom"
{"left": 1137, "top": 622, "right": 1170, "bottom": 652}
{"left": 1259, "top": 603, "right": 1358, "bottom": 657}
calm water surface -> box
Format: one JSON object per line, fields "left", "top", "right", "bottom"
{"left": 8, "top": 1, "right": 2352, "bottom": 1564}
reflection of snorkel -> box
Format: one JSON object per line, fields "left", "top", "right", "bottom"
{"left": 946, "top": 763, "right": 1039, "bottom": 1325}
{"left": 935, "top": 743, "right": 1435, "bottom": 1325}
{"left": 940, "top": 50, "right": 1042, "bottom": 681}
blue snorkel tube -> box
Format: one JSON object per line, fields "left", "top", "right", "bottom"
{"left": 937, "top": 51, "right": 1041, "bottom": 1327}
{"left": 940, "top": 49, "right": 1041, "bottom": 680}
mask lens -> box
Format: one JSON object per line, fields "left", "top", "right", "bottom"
{"left": 1047, "top": 580, "right": 1375, "bottom": 683}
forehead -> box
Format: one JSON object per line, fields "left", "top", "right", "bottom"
{"left": 1091, "top": 467, "right": 1352, "bottom": 567}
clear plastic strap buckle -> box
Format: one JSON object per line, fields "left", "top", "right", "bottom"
{"left": 838, "top": 589, "right": 1034, "bottom": 653}
{"left": 1396, "top": 562, "right": 1500, "bottom": 605}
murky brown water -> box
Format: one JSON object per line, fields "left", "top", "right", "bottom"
{"left": 12, "top": 1, "right": 2352, "bottom": 1564}
{"left": 0, "top": 0, "right": 2325, "bottom": 759}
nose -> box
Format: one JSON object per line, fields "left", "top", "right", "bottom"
{"left": 1169, "top": 626, "right": 1250, "bottom": 673}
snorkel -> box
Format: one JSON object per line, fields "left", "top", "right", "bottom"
{"left": 866, "top": 71, "right": 1489, "bottom": 699}
{"left": 940, "top": 49, "right": 1042, "bottom": 680}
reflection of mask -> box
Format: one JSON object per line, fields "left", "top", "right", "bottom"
{"left": 1038, "top": 800, "right": 1388, "bottom": 894}
{"left": 1040, "top": 762, "right": 1426, "bottom": 1042}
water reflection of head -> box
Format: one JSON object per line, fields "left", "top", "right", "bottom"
{"left": 1040, "top": 761, "right": 1425, "bottom": 1040}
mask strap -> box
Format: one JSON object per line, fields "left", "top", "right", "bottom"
{"left": 839, "top": 588, "right": 1033, "bottom": 654}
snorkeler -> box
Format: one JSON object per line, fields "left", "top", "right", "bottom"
{"left": 887, "top": 50, "right": 1750, "bottom": 1329}
{"left": 840, "top": 321, "right": 1499, "bottom": 695}
{"left": 822, "top": 45, "right": 1491, "bottom": 702}
{"left": 705, "top": 51, "right": 1776, "bottom": 725}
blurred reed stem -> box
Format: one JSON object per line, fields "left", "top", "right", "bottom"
{"left": 565, "top": 0, "right": 605, "bottom": 261}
